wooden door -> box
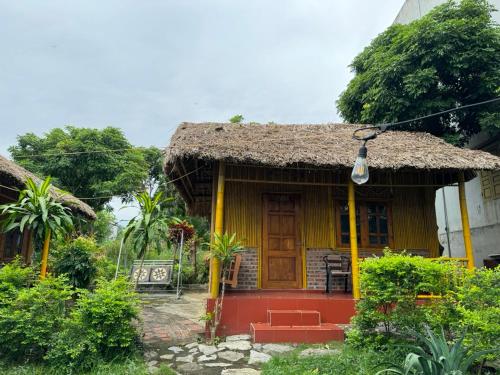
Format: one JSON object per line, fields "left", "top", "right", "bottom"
{"left": 262, "top": 194, "right": 302, "bottom": 289}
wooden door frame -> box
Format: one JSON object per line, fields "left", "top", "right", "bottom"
{"left": 261, "top": 192, "right": 303, "bottom": 289}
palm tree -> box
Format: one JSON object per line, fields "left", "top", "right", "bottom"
{"left": 206, "top": 232, "right": 244, "bottom": 342}
{"left": 123, "top": 191, "right": 170, "bottom": 287}
{"left": 0, "top": 177, "right": 74, "bottom": 279}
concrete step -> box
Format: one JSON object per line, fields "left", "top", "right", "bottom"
{"left": 267, "top": 309, "right": 321, "bottom": 327}
{"left": 250, "top": 322, "right": 344, "bottom": 343}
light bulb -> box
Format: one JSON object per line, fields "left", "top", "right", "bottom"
{"left": 351, "top": 145, "right": 369, "bottom": 184}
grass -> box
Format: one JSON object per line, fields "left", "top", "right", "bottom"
{"left": 0, "top": 359, "right": 176, "bottom": 375}
{"left": 261, "top": 343, "right": 406, "bottom": 375}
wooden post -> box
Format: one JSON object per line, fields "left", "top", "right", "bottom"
{"left": 210, "top": 161, "right": 225, "bottom": 298}
{"left": 458, "top": 172, "right": 475, "bottom": 270}
{"left": 348, "top": 180, "right": 361, "bottom": 299}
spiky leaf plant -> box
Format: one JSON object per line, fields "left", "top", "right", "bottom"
{"left": 0, "top": 177, "right": 74, "bottom": 278}
{"left": 376, "top": 327, "right": 498, "bottom": 375}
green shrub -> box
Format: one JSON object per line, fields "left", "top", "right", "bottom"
{"left": 0, "top": 258, "right": 34, "bottom": 307}
{"left": 46, "top": 277, "right": 140, "bottom": 371}
{"left": 455, "top": 268, "right": 500, "bottom": 356}
{"left": 53, "top": 237, "right": 98, "bottom": 289}
{"left": 0, "top": 276, "right": 72, "bottom": 361}
{"left": 348, "top": 250, "right": 460, "bottom": 346}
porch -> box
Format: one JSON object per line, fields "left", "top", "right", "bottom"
{"left": 207, "top": 290, "right": 355, "bottom": 343}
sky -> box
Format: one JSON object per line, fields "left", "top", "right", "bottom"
{"left": 0, "top": 0, "right": 403, "bottom": 221}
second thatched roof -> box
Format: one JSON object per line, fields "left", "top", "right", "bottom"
{"left": 0, "top": 154, "right": 96, "bottom": 220}
{"left": 165, "top": 122, "right": 500, "bottom": 171}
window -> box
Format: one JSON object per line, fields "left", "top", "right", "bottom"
{"left": 336, "top": 201, "right": 393, "bottom": 248}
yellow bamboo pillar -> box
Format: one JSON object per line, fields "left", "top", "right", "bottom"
{"left": 348, "top": 180, "right": 361, "bottom": 299}
{"left": 210, "top": 161, "right": 225, "bottom": 298}
{"left": 39, "top": 229, "right": 51, "bottom": 280}
{"left": 458, "top": 172, "right": 475, "bottom": 270}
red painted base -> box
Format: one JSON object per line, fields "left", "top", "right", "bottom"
{"left": 251, "top": 322, "right": 344, "bottom": 343}
{"left": 207, "top": 290, "right": 356, "bottom": 343}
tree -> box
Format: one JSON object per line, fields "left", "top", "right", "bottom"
{"left": 337, "top": 0, "right": 500, "bottom": 145}
{"left": 122, "top": 192, "right": 170, "bottom": 287}
{"left": 0, "top": 177, "right": 74, "bottom": 279}
{"left": 229, "top": 115, "right": 244, "bottom": 123}
{"left": 9, "top": 127, "right": 148, "bottom": 210}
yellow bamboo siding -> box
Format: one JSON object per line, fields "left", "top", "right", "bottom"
{"left": 224, "top": 182, "right": 439, "bottom": 254}
{"left": 391, "top": 187, "right": 439, "bottom": 256}
{"left": 224, "top": 182, "right": 331, "bottom": 249}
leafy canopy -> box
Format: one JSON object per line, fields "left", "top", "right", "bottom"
{"left": 337, "top": 0, "right": 500, "bottom": 144}
{"left": 9, "top": 126, "right": 149, "bottom": 210}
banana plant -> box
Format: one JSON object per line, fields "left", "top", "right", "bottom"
{"left": 376, "top": 327, "right": 498, "bottom": 375}
{"left": 122, "top": 191, "right": 171, "bottom": 287}
{"left": 0, "top": 177, "right": 74, "bottom": 279}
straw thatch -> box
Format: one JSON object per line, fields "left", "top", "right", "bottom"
{"left": 165, "top": 122, "right": 500, "bottom": 171}
{"left": 0, "top": 154, "right": 96, "bottom": 220}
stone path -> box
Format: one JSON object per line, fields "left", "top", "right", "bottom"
{"left": 140, "top": 292, "right": 340, "bottom": 374}
{"left": 140, "top": 291, "right": 206, "bottom": 347}
{"left": 145, "top": 334, "right": 299, "bottom": 374}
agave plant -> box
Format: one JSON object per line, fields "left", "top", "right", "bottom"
{"left": 376, "top": 327, "right": 498, "bottom": 375}
{"left": 0, "top": 177, "right": 74, "bottom": 279}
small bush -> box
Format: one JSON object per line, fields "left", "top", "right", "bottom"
{"left": 455, "top": 268, "right": 500, "bottom": 356}
{"left": 53, "top": 237, "right": 98, "bottom": 289}
{"left": 348, "top": 250, "right": 460, "bottom": 346}
{"left": 0, "top": 257, "right": 34, "bottom": 307}
{"left": 0, "top": 276, "right": 72, "bottom": 361}
{"left": 46, "top": 277, "right": 140, "bottom": 371}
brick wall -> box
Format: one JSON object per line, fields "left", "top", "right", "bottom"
{"left": 234, "top": 248, "right": 258, "bottom": 290}
{"left": 306, "top": 248, "right": 431, "bottom": 290}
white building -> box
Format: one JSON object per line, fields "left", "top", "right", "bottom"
{"left": 394, "top": 0, "right": 500, "bottom": 266}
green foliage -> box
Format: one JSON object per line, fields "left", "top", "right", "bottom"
{"left": 0, "top": 276, "right": 72, "bottom": 361}
{"left": 454, "top": 268, "right": 500, "bottom": 355}
{"left": 348, "top": 251, "right": 460, "bottom": 346}
{"left": 92, "top": 210, "right": 116, "bottom": 244}
{"left": 376, "top": 327, "right": 498, "bottom": 375}
{"left": 337, "top": 0, "right": 500, "bottom": 144}
{"left": 262, "top": 343, "right": 407, "bottom": 375}
{"left": 45, "top": 278, "right": 140, "bottom": 372}
{"left": 0, "top": 357, "right": 170, "bottom": 375}
{"left": 53, "top": 237, "right": 98, "bottom": 289}
{"left": 229, "top": 114, "right": 244, "bottom": 123}
{"left": 207, "top": 232, "right": 244, "bottom": 270}
{"left": 0, "top": 177, "right": 74, "bottom": 244}
{"left": 9, "top": 126, "right": 149, "bottom": 210}
{"left": 123, "top": 192, "right": 171, "bottom": 260}
{"left": 0, "top": 258, "right": 34, "bottom": 307}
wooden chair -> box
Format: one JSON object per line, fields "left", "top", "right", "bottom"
{"left": 223, "top": 254, "right": 242, "bottom": 288}
{"left": 323, "top": 255, "right": 351, "bottom": 293}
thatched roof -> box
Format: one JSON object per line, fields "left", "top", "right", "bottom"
{"left": 0, "top": 154, "right": 96, "bottom": 220}
{"left": 166, "top": 122, "right": 500, "bottom": 171}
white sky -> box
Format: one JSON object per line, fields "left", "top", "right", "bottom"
{"left": 0, "top": 0, "right": 404, "bottom": 221}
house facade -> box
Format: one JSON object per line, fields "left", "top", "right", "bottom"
{"left": 164, "top": 122, "right": 500, "bottom": 341}
{"left": 0, "top": 154, "right": 96, "bottom": 263}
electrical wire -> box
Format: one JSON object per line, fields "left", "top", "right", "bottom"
{"left": 353, "top": 96, "right": 500, "bottom": 141}
{"left": 0, "top": 165, "right": 203, "bottom": 201}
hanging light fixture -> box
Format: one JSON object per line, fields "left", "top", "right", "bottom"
{"left": 351, "top": 142, "right": 369, "bottom": 184}
{"left": 351, "top": 126, "right": 385, "bottom": 185}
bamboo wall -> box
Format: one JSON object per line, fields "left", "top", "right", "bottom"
{"left": 224, "top": 181, "right": 440, "bottom": 256}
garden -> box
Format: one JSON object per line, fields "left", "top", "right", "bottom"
{"left": 262, "top": 251, "right": 499, "bottom": 375}
{"left": 0, "top": 177, "right": 208, "bottom": 374}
